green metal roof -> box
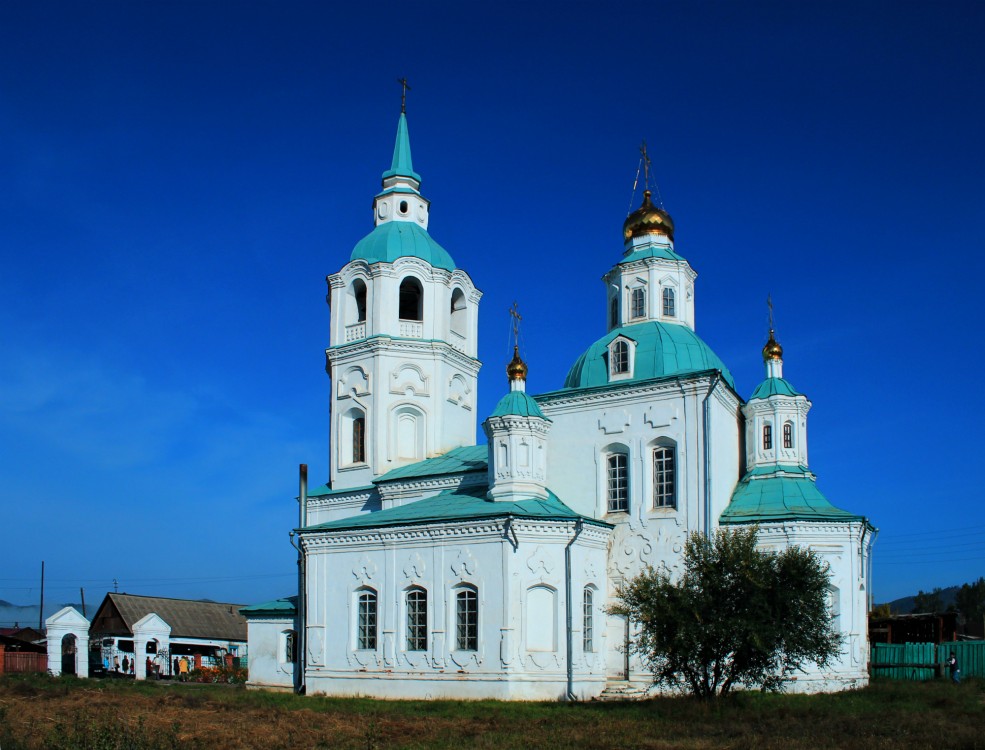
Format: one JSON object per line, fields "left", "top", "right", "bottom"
{"left": 744, "top": 463, "right": 811, "bottom": 477}
{"left": 489, "top": 390, "right": 549, "bottom": 420}
{"left": 307, "top": 483, "right": 375, "bottom": 498}
{"left": 306, "top": 484, "right": 610, "bottom": 532}
{"left": 720, "top": 474, "right": 864, "bottom": 524}
{"left": 381, "top": 113, "right": 421, "bottom": 183}
{"left": 618, "top": 245, "right": 686, "bottom": 264}
{"left": 349, "top": 221, "right": 455, "bottom": 271}
{"left": 749, "top": 376, "right": 803, "bottom": 400}
{"left": 375, "top": 444, "right": 487, "bottom": 483}
{"left": 239, "top": 596, "right": 297, "bottom": 617}
{"left": 563, "top": 321, "right": 735, "bottom": 390}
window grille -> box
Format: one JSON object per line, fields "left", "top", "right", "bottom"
{"left": 607, "top": 453, "right": 629, "bottom": 512}
{"left": 611, "top": 341, "right": 629, "bottom": 375}
{"left": 406, "top": 589, "right": 427, "bottom": 652}
{"left": 357, "top": 590, "right": 377, "bottom": 650}
{"left": 583, "top": 588, "right": 594, "bottom": 653}
{"left": 456, "top": 588, "right": 478, "bottom": 651}
{"left": 763, "top": 423, "right": 773, "bottom": 450}
{"left": 662, "top": 287, "right": 676, "bottom": 317}
{"left": 783, "top": 422, "right": 793, "bottom": 449}
{"left": 630, "top": 288, "right": 646, "bottom": 319}
{"left": 653, "top": 446, "right": 676, "bottom": 508}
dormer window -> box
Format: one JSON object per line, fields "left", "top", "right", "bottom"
{"left": 611, "top": 340, "right": 629, "bottom": 375}
{"left": 662, "top": 287, "right": 676, "bottom": 317}
{"left": 630, "top": 288, "right": 646, "bottom": 319}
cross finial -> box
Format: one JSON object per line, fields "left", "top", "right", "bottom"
{"left": 509, "top": 301, "right": 522, "bottom": 349}
{"left": 767, "top": 293, "right": 775, "bottom": 333}
{"left": 397, "top": 77, "right": 411, "bottom": 114}
{"left": 640, "top": 139, "right": 652, "bottom": 188}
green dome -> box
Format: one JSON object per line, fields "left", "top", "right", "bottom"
{"left": 749, "top": 376, "right": 802, "bottom": 401}
{"left": 489, "top": 390, "right": 549, "bottom": 420}
{"left": 563, "top": 321, "right": 735, "bottom": 390}
{"left": 350, "top": 221, "right": 455, "bottom": 271}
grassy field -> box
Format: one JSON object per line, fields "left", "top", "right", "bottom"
{"left": 0, "top": 674, "right": 983, "bottom": 749}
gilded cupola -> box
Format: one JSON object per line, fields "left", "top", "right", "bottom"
{"left": 506, "top": 346, "right": 528, "bottom": 382}
{"left": 762, "top": 329, "right": 783, "bottom": 362}
{"left": 623, "top": 190, "right": 675, "bottom": 242}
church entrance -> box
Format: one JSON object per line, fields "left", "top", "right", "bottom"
{"left": 605, "top": 613, "right": 629, "bottom": 680}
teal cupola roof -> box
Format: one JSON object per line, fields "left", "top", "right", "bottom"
{"left": 720, "top": 470, "right": 865, "bottom": 524}
{"left": 749, "top": 376, "right": 802, "bottom": 400}
{"left": 490, "top": 347, "right": 549, "bottom": 419}
{"left": 349, "top": 221, "right": 455, "bottom": 270}
{"left": 381, "top": 113, "right": 421, "bottom": 184}
{"left": 562, "top": 321, "right": 735, "bottom": 390}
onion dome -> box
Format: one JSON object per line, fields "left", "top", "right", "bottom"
{"left": 506, "top": 346, "right": 528, "bottom": 381}
{"left": 762, "top": 329, "right": 783, "bottom": 362}
{"left": 623, "top": 190, "right": 675, "bottom": 242}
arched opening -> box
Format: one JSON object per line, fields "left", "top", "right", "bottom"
{"left": 349, "top": 279, "right": 367, "bottom": 323}
{"left": 652, "top": 440, "right": 677, "bottom": 509}
{"left": 356, "top": 588, "right": 378, "bottom": 650}
{"left": 61, "top": 633, "right": 77, "bottom": 676}
{"left": 393, "top": 405, "right": 424, "bottom": 461}
{"left": 783, "top": 421, "right": 794, "bottom": 449}
{"left": 583, "top": 586, "right": 596, "bottom": 653}
{"left": 398, "top": 277, "right": 423, "bottom": 321}
{"left": 454, "top": 585, "right": 478, "bottom": 651}
{"left": 341, "top": 407, "right": 367, "bottom": 466}
{"left": 450, "top": 288, "right": 467, "bottom": 338}
{"left": 406, "top": 587, "right": 428, "bottom": 652}
{"left": 526, "top": 585, "right": 557, "bottom": 652}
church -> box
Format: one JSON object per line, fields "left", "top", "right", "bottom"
{"left": 242, "top": 103, "right": 876, "bottom": 699}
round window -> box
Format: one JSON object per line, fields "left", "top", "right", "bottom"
{"left": 399, "top": 200, "right": 408, "bottom": 214}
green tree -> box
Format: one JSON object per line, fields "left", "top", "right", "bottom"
{"left": 611, "top": 527, "right": 842, "bottom": 699}
{"left": 912, "top": 587, "right": 944, "bottom": 614}
{"left": 955, "top": 577, "right": 985, "bottom": 621}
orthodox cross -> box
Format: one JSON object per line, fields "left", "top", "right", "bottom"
{"left": 509, "top": 301, "right": 522, "bottom": 350}
{"left": 767, "top": 294, "right": 775, "bottom": 333}
{"left": 640, "top": 139, "right": 652, "bottom": 188}
{"left": 397, "top": 77, "right": 411, "bottom": 113}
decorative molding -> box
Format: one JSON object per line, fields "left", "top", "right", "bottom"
{"left": 451, "top": 548, "right": 478, "bottom": 578}
{"left": 643, "top": 404, "right": 677, "bottom": 428}
{"left": 598, "top": 410, "right": 632, "bottom": 434}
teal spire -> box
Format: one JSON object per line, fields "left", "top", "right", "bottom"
{"left": 381, "top": 113, "right": 422, "bottom": 184}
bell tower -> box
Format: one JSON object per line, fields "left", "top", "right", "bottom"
{"left": 324, "top": 97, "right": 482, "bottom": 491}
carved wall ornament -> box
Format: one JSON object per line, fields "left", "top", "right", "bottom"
{"left": 390, "top": 363, "right": 430, "bottom": 396}
{"left": 451, "top": 548, "right": 477, "bottom": 578}
{"left": 337, "top": 366, "right": 370, "bottom": 399}
{"left": 352, "top": 555, "right": 378, "bottom": 582}
{"left": 526, "top": 545, "right": 555, "bottom": 577}
{"left": 403, "top": 552, "right": 426, "bottom": 580}
{"left": 598, "top": 410, "right": 632, "bottom": 435}
{"left": 644, "top": 404, "right": 678, "bottom": 429}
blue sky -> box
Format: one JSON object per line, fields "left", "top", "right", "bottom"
{"left": 1, "top": 1, "right": 983, "bottom": 613}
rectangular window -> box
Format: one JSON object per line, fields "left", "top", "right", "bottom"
{"left": 611, "top": 341, "right": 629, "bottom": 375}
{"left": 406, "top": 589, "right": 427, "bottom": 651}
{"left": 456, "top": 588, "right": 478, "bottom": 651}
{"left": 630, "top": 288, "right": 645, "bottom": 319}
{"left": 607, "top": 453, "right": 629, "bottom": 512}
{"left": 662, "top": 287, "right": 676, "bottom": 317}
{"left": 352, "top": 417, "right": 366, "bottom": 463}
{"left": 653, "top": 446, "right": 676, "bottom": 508}
{"left": 357, "top": 590, "right": 377, "bottom": 650}
{"left": 783, "top": 423, "right": 793, "bottom": 449}
{"left": 583, "top": 588, "right": 594, "bottom": 653}
{"left": 763, "top": 423, "right": 773, "bottom": 450}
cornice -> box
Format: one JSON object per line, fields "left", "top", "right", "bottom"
{"left": 537, "top": 373, "right": 716, "bottom": 413}
{"left": 377, "top": 473, "right": 487, "bottom": 501}
{"left": 326, "top": 338, "right": 481, "bottom": 373}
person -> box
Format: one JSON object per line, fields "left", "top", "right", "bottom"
{"left": 114, "top": 656, "right": 121, "bottom": 673}
{"left": 145, "top": 656, "right": 153, "bottom": 677}
{"left": 179, "top": 656, "right": 189, "bottom": 681}
{"left": 948, "top": 652, "right": 961, "bottom": 684}
{"left": 121, "top": 655, "right": 129, "bottom": 674}
{"left": 174, "top": 656, "right": 180, "bottom": 678}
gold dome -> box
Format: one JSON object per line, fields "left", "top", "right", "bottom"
{"left": 506, "top": 346, "right": 528, "bottom": 381}
{"left": 623, "top": 190, "right": 675, "bottom": 242}
{"left": 762, "top": 330, "right": 783, "bottom": 362}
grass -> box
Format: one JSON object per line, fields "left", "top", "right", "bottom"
{"left": 0, "top": 673, "right": 983, "bottom": 749}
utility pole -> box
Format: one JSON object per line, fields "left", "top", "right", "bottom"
{"left": 38, "top": 561, "right": 45, "bottom": 631}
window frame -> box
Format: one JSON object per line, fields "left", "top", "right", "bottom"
{"left": 606, "top": 452, "right": 629, "bottom": 513}
{"left": 398, "top": 276, "right": 424, "bottom": 321}
{"left": 783, "top": 421, "right": 793, "bottom": 449}
{"left": 763, "top": 422, "right": 773, "bottom": 451}
{"left": 583, "top": 587, "right": 595, "bottom": 653}
{"left": 610, "top": 340, "right": 630, "bottom": 376}
{"left": 652, "top": 444, "right": 676, "bottom": 509}
{"left": 455, "top": 586, "right": 479, "bottom": 652}
{"left": 406, "top": 587, "right": 428, "bottom": 652}
{"left": 662, "top": 287, "right": 676, "bottom": 317}
{"left": 630, "top": 287, "right": 646, "bottom": 319}
{"left": 356, "top": 588, "right": 378, "bottom": 651}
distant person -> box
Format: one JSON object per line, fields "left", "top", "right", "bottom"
{"left": 121, "top": 655, "right": 129, "bottom": 674}
{"left": 174, "top": 656, "right": 180, "bottom": 677}
{"left": 114, "top": 656, "right": 121, "bottom": 673}
{"left": 948, "top": 652, "right": 961, "bottom": 684}
{"left": 145, "top": 656, "right": 153, "bottom": 677}
{"left": 179, "top": 656, "right": 189, "bottom": 681}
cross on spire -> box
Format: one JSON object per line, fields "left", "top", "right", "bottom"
{"left": 640, "top": 139, "right": 652, "bottom": 188}
{"left": 397, "top": 77, "right": 411, "bottom": 114}
{"left": 767, "top": 293, "right": 775, "bottom": 333}
{"left": 509, "top": 301, "right": 522, "bottom": 349}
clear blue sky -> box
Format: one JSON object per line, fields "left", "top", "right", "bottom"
{"left": 2, "top": 1, "right": 983, "bottom": 612}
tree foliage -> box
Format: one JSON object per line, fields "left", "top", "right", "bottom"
{"left": 611, "top": 527, "right": 842, "bottom": 699}
{"left": 911, "top": 587, "right": 945, "bottom": 614}
{"left": 955, "top": 577, "right": 985, "bottom": 622}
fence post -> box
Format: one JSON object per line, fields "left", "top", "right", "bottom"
{"left": 0, "top": 644, "right": 5, "bottom": 675}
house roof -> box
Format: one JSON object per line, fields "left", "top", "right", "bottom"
{"left": 240, "top": 596, "right": 297, "bottom": 618}
{"left": 720, "top": 474, "right": 865, "bottom": 524}
{"left": 375, "top": 444, "right": 487, "bottom": 483}
{"left": 91, "top": 593, "right": 248, "bottom": 641}
{"left": 306, "top": 484, "right": 610, "bottom": 532}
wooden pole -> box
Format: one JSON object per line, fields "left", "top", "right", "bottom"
{"left": 38, "top": 561, "right": 45, "bottom": 631}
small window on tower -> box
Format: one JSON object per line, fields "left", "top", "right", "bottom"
{"left": 353, "top": 416, "right": 366, "bottom": 463}
{"left": 399, "top": 277, "right": 423, "bottom": 321}
{"left": 399, "top": 200, "right": 408, "bottom": 214}
{"left": 610, "top": 340, "right": 630, "bottom": 375}
{"left": 662, "top": 287, "right": 676, "bottom": 317}
{"left": 630, "top": 288, "right": 646, "bottom": 319}
{"left": 610, "top": 296, "right": 619, "bottom": 329}
{"left": 763, "top": 423, "right": 773, "bottom": 451}
{"left": 783, "top": 422, "right": 793, "bottom": 449}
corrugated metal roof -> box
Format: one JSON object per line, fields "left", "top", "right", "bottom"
{"left": 720, "top": 474, "right": 864, "bottom": 524}
{"left": 375, "top": 444, "right": 487, "bottom": 483}
{"left": 94, "top": 593, "right": 248, "bottom": 641}
{"left": 306, "top": 484, "right": 610, "bottom": 532}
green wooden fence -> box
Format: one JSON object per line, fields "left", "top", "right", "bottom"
{"left": 870, "top": 641, "right": 985, "bottom": 680}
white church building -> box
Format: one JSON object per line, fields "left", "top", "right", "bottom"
{"left": 243, "top": 106, "right": 876, "bottom": 699}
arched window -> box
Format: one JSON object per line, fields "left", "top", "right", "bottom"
{"left": 630, "top": 288, "right": 646, "bottom": 319}
{"left": 606, "top": 452, "right": 629, "bottom": 513}
{"left": 783, "top": 421, "right": 793, "bottom": 449}
{"left": 450, "top": 288, "right": 467, "bottom": 338}
{"left": 662, "top": 287, "right": 676, "bottom": 317}
{"left": 763, "top": 422, "right": 773, "bottom": 450}
{"left": 398, "top": 277, "right": 423, "bottom": 321}
{"left": 406, "top": 588, "right": 427, "bottom": 652}
{"left": 356, "top": 589, "right": 378, "bottom": 650}
{"left": 282, "top": 630, "right": 297, "bottom": 664}
{"left": 583, "top": 587, "right": 595, "bottom": 653}
{"left": 455, "top": 586, "right": 478, "bottom": 651}
{"left": 609, "top": 296, "right": 619, "bottom": 328}
{"left": 610, "top": 340, "right": 629, "bottom": 375}
{"left": 352, "top": 279, "right": 367, "bottom": 323}
{"left": 352, "top": 416, "right": 366, "bottom": 463}
{"left": 653, "top": 444, "right": 676, "bottom": 509}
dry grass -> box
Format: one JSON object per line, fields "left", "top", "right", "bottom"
{"left": 1, "top": 674, "right": 983, "bottom": 749}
